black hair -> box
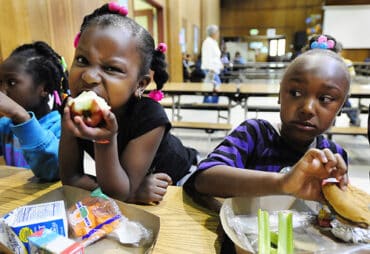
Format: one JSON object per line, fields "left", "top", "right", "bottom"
{"left": 77, "top": 3, "right": 169, "bottom": 90}
{"left": 10, "top": 41, "right": 69, "bottom": 110}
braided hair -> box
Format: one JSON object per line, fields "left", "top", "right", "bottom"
{"left": 76, "top": 3, "right": 168, "bottom": 90}
{"left": 10, "top": 41, "right": 69, "bottom": 110}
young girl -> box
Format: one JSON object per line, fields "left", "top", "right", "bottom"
{"left": 185, "top": 49, "right": 350, "bottom": 203}
{"left": 0, "top": 41, "right": 68, "bottom": 181}
{"left": 59, "top": 2, "right": 198, "bottom": 204}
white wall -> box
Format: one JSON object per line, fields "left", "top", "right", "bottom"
{"left": 323, "top": 5, "right": 370, "bottom": 49}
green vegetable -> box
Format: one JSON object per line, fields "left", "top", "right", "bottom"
{"left": 270, "top": 231, "right": 278, "bottom": 248}
{"left": 277, "top": 211, "right": 294, "bottom": 254}
{"left": 258, "top": 209, "right": 270, "bottom": 254}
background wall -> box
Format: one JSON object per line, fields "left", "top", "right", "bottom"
{"left": 220, "top": 0, "right": 370, "bottom": 62}
{"left": 0, "top": 0, "right": 219, "bottom": 82}
{"left": 0, "top": 0, "right": 111, "bottom": 67}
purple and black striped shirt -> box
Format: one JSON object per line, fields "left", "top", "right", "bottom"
{"left": 198, "top": 119, "right": 348, "bottom": 173}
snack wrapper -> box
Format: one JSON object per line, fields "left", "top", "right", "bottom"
{"left": 67, "top": 188, "right": 122, "bottom": 247}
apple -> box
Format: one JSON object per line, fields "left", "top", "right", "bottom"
{"left": 68, "top": 91, "right": 111, "bottom": 127}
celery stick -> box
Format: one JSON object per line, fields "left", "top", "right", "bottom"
{"left": 258, "top": 209, "right": 270, "bottom": 254}
{"left": 277, "top": 211, "right": 294, "bottom": 254}
{"left": 270, "top": 231, "right": 278, "bottom": 248}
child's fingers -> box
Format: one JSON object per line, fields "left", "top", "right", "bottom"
{"left": 100, "top": 110, "right": 117, "bottom": 132}
{"left": 154, "top": 173, "right": 173, "bottom": 185}
{"left": 332, "top": 153, "right": 348, "bottom": 190}
{"left": 305, "top": 148, "right": 328, "bottom": 165}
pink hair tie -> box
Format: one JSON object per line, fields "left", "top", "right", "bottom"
{"left": 148, "top": 90, "right": 164, "bottom": 102}
{"left": 53, "top": 90, "right": 62, "bottom": 106}
{"left": 73, "top": 32, "right": 81, "bottom": 48}
{"left": 108, "top": 2, "right": 128, "bottom": 16}
{"left": 156, "top": 43, "right": 167, "bottom": 53}
{"left": 317, "top": 35, "right": 327, "bottom": 43}
{"left": 326, "top": 39, "right": 335, "bottom": 49}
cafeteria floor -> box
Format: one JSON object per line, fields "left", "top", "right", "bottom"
{"left": 167, "top": 93, "right": 370, "bottom": 193}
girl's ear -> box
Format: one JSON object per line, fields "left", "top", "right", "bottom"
{"left": 135, "top": 75, "right": 151, "bottom": 98}
{"left": 37, "top": 83, "right": 48, "bottom": 98}
{"left": 137, "top": 74, "right": 151, "bottom": 90}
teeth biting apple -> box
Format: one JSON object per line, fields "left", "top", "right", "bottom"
{"left": 68, "top": 91, "right": 111, "bottom": 127}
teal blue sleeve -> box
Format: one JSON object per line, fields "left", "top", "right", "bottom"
{"left": 10, "top": 112, "right": 61, "bottom": 181}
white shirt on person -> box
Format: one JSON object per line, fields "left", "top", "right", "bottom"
{"left": 201, "top": 37, "right": 223, "bottom": 74}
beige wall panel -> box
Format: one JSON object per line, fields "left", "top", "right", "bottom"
{"left": 0, "top": 0, "right": 31, "bottom": 59}
{"left": 27, "top": 0, "right": 51, "bottom": 43}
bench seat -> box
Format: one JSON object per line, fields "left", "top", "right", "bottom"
{"left": 326, "top": 126, "right": 367, "bottom": 136}
{"left": 161, "top": 102, "right": 230, "bottom": 110}
{"left": 171, "top": 121, "right": 233, "bottom": 133}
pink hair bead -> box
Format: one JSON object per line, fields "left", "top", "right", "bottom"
{"left": 156, "top": 43, "right": 167, "bottom": 53}
{"left": 317, "top": 35, "right": 327, "bottom": 43}
{"left": 73, "top": 32, "right": 81, "bottom": 48}
{"left": 108, "top": 2, "right": 120, "bottom": 12}
{"left": 327, "top": 39, "right": 335, "bottom": 49}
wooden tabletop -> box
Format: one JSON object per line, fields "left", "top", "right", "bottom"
{"left": 148, "top": 82, "right": 370, "bottom": 99}
{"left": 0, "top": 166, "right": 221, "bottom": 254}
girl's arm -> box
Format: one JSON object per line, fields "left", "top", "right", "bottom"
{"left": 0, "top": 92, "right": 60, "bottom": 180}
{"left": 194, "top": 148, "right": 348, "bottom": 202}
{"left": 11, "top": 112, "right": 60, "bottom": 181}
{"left": 94, "top": 126, "right": 165, "bottom": 201}
{"left": 63, "top": 102, "right": 166, "bottom": 202}
{"left": 59, "top": 105, "right": 98, "bottom": 190}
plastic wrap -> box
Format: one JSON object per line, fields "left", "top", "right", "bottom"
{"left": 67, "top": 188, "right": 122, "bottom": 247}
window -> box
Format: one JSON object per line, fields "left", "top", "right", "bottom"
{"left": 269, "top": 38, "right": 286, "bottom": 57}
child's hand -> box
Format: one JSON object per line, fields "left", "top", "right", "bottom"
{"left": 281, "top": 148, "right": 348, "bottom": 202}
{"left": 132, "top": 173, "right": 173, "bottom": 204}
{"left": 62, "top": 99, "right": 118, "bottom": 142}
{"left": 0, "top": 92, "right": 30, "bottom": 124}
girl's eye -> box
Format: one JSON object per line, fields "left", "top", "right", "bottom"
{"left": 8, "top": 80, "right": 16, "bottom": 86}
{"left": 75, "top": 56, "right": 87, "bottom": 65}
{"left": 320, "top": 95, "right": 334, "bottom": 103}
{"left": 289, "top": 90, "right": 301, "bottom": 97}
{"left": 104, "top": 66, "right": 122, "bottom": 73}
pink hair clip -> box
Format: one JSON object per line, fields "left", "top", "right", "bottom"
{"left": 73, "top": 32, "right": 81, "bottom": 48}
{"left": 108, "top": 2, "right": 128, "bottom": 16}
{"left": 148, "top": 90, "right": 164, "bottom": 102}
{"left": 156, "top": 43, "right": 167, "bottom": 53}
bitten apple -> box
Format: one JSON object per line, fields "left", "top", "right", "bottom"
{"left": 68, "top": 91, "right": 111, "bottom": 127}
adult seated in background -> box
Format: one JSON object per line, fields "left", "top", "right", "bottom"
{"left": 306, "top": 34, "right": 360, "bottom": 126}
{"left": 190, "top": 54, "right": 206, "bottom": 82}
{"left": 233, "top": 51, "right": 246, "bottom": 65}
{"left": 220, "top": 45, "right": 233, "bottom": 83}
{"left": 183, "top": 53, "right": 194, "bottom": 82}
{"left": 201, "top": 24, "right": 223, "bottom": 103}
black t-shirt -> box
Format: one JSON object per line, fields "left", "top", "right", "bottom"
{"left": 80, "top": 97, "right": 197, "bottom": 183}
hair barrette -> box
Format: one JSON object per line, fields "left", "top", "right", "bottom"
{"left": 156, "top": 43, "right": 167, "bottom": 53}
{"left": 148, "top": 90, "right": 164, "bottom": 102}
{"left": 108, "top": 2, "right": 128, "bottom": 16}
{"left": 74, "top": 32, "right": 81, "bottom": 48}
{"left": 310, "top": 35, "right": 335, "bottom": 50}
{"left": 53, "top": 90, "right": 62, "bottom": 106}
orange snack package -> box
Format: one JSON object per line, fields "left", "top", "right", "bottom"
{"left": 67, "top": 188, "right": 122, "bottom": 247}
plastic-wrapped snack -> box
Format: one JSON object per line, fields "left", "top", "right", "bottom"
{"left": 67, "top": 188, "right": 122, "bottom": 247}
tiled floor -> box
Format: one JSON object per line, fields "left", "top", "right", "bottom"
{"left": 167, "top": 91, "right": 370, "bottom": 193}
